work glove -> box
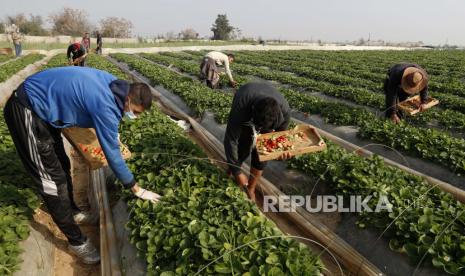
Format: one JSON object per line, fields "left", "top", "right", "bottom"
{"left": 134, "top": 187, "right": 162, "bottom": 203}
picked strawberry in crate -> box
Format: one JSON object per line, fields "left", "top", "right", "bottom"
{"left": 256, "top": 124, "right": 326, "bottom": 162}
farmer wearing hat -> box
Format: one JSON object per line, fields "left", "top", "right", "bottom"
{"left": 384, "top": 64, "right": 429, "bottom": 123}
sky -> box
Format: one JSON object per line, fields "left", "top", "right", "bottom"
{"left": 1, "top": 0, "right": 464, "bottom": 45}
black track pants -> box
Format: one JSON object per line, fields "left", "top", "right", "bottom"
{"left": 3, "top": 95, "right": 86, "bottom": 246}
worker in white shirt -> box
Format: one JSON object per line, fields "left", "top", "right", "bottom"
{"left": 200, "top": 51, "right": 237, "bottom": 89}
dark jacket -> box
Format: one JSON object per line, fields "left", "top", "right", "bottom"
{"left": 224, "top": 82, "right": 291, "bottom": 175}
{"left": 96, "top": 34, "right": 103, "bottom": 46}
{"left": 67, "top": 43, "right": 86, "bottom": 60}
{"left": 384, "top": 63, "right": 428, "bottom": 117}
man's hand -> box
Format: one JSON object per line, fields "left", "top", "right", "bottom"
{"left": 230, "top": 80, "right": 237, "bottom": 88}
{"left": 131, "top": 183, "right": 161, "bottom": 203}
{"left": 419, "top": 103, "right": 427, "bottom": 112}
{"left": 278, "top": 152, "right": 293, "bottom": 160}
{"left": 235, "top": 173, "right": 248, "bottom": 188}
{"left": 390, "top": 114, "right": 401, "bottom": 124}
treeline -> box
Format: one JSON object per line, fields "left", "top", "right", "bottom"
{"left": 1, "top": 7, "right": 133, "bottom": 38}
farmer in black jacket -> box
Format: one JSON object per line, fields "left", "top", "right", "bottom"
{"left": 67, "top": 42, "right": 87, "bottom": 67}
{"left": 224, "top": 82, "right": 291, "bottom": 201}
{"left": 384, "top": 63, "right": 429, "bottom": 123}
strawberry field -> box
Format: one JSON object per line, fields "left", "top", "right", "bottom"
{"left": 109, "top": 50, "right": 465, "bottom": 275}
{"left": 1, "top": 49, "right": 465, "bottom": 275}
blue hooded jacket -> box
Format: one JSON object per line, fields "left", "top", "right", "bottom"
{"left": 22, "top": 66, "right": 135, "bottom": 187}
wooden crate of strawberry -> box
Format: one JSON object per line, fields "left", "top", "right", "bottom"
{"left": 63, "top": 127, "right": 131, "bottom": 170}
{"left": 398, "top": 95, "right": 439, "bottom": 115}
{"left": 256, "top": 124, "right": 326, "bottom": 161}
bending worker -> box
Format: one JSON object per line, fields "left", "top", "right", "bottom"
{"left": 224, "top": 82, "right": 291, "bottom": 201}
{"left": 67, "top": 42, "right": 87, "bottom": 66}
{"left": 3, "top": 67, "right": 161, "bottom": 264}
{"left": 200, "top": 51, "right": 237, "bottom": 89}
{"left": 384, "top": 63, "right": 429, "bottom": 123}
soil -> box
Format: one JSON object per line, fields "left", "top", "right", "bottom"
{"left": 31, "top": 209, "right": 100, "bottom": 276}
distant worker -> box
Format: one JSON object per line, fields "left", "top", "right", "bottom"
{"left": 224, "top": 82, "right": 291, "bottom": 201}
{"left": 10, "top": 24, "right": 22, "bottom": 57}
{"left": 384, "top": 64, "right": 429, "bottom": 124}
{"left": 96, "top": 31, "right": 103, "bottom": 55}
{"left": 3, "top": 67, "right": 161, "bottom": 264}
{"left": 67, "top": 42, "right": 87, "bottom": 66}
{"left": 200, "top": 51, "right": 237, "bottom": 89}
{"left": 81, "top": 32, "right": 91, "bottom": 53}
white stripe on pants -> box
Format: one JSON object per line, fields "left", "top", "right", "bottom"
{"left": 24, "top": 109, "right": 58, "bottom": 196}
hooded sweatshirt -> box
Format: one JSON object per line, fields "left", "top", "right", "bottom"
{"left": 224, "top": 82, "right": 290, "bottom": 175}
{"left": 19, "top": 66, "right": 135, "bottom": 188}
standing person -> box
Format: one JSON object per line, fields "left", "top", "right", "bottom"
{"left": 200, "top": 51, "right": 237, "bottom": 89}
{"left": 384, "top": 64, "right": 429, "bottom": 123}
{"left": 81, "top": 32, "right": 91, "bottom": 53}
{"left": 3, "top": 66, "right": 161, "bottom": 264}
{"left": 96, "top": 31, "right": 103, "bottom": 55}
{"left": 10, "top": 25, "right": 22, "bottom": 57}
{"left": 67, "top": 42, "right": 87, "bottom": 67}
{"left": 224, "top": 82, "right": 291, "bottom": 201}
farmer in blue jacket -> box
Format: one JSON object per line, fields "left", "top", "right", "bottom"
{"left": 3, "top": 66, "right": 160, "bottom": 264}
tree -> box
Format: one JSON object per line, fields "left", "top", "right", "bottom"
{"left": 165, "top": 31, "right": 177, "bottom": 40}
{"left": 179, "top": 28, "right": 198, "bottom": 40}
{"left": 0, "top": 22, "right": 4, "bottom": 34}
{"left": 49, "top": 8, "right": 92, "bottom": 36}
{"left": 99, "top": 17, "right": 133, "bottom": 38}
{"left": 211, "top": 14, "right": 234, "bottom": 40}
{"left": 356, "top": 37, "right": 366, "bottom": 46}
{"left": 5, "top": 13, "right": 48, "bottom": 35}
{"left": 230, "top": 27, "right": 242, "bottom": 40}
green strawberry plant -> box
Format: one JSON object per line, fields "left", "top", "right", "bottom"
{"left": 0, "top": 114, "right": 40, "bottom": 274}
{"left": 110, "top": 53, "right": 465, "bottom": 274}
{"left": 43, "top": 54, "right": 129, "bottom": 80}
{"left": 118, "top": 107, "right": 323, "bottom": 275}
{"left": 0, "top": 54, "right": 45, "bottom": 83}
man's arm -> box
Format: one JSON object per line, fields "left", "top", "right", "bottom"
{"left": 276, "top": 110, "right": 291, "bottom": 131}
{"left": 419, "top": 84, "right": 428, "bottom": 103}
{"left": 66, "top": 45, "right": 73, "bottom": 60}
{"left": 223, "top": 58, "right": 234, "bottom": 82}
{"left": 224, "top": 121, "right": 243, "bottom": 176}
{"left": 384, "top": 76, "right": 399, "bottom": 117}
{"left": 92, "top": 110, "right": 136, "bottom": 188}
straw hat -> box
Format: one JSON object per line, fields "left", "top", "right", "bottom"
{"left": 401, "top": 67, "right": 428, "bottom": 94}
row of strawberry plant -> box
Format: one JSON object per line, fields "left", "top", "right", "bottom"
{"left": 0, "top": 54, "right": 45, "bottom": 83}
{"left": 288, "top": 142, "right": 465, "bottom": 275}
{"left": 159, "top": 51, "right": 465, "bottom": 133}
{"left": 139, "top": 53, "right": 250, "bottom": 87}
{"left": 142, "top": 52, "right": 465, "bottom": 174}
{"left": 280, "top": 87, "right": 465, "bottom": 174}
{"left": 43, "top": 54, "right": 129, "bottom": 80}
{"left": 112, "top": 53, "right": 465, "bottom": 274}
{"left": 235, "top": 50, "right": 465, "bottom": 98}
{"left": 0, "top": 55, "right": 13, "bottom": 64}
{"left": 0, "top": 113, "right": 41, "bottom": 275}
{"left": 118, "top": 54, "right": 461, "bottom": 270}
{"left": 111, "top": 53, "right": 232, "bottom": 123}
{"left": 269, "top": 50, "right": 465, "bottom": 79}
{"left": 232, "top": 51, "right": 465, "bottom": 114}
{"left": 118, "top": 106, "right": 323, "bottom": 275}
